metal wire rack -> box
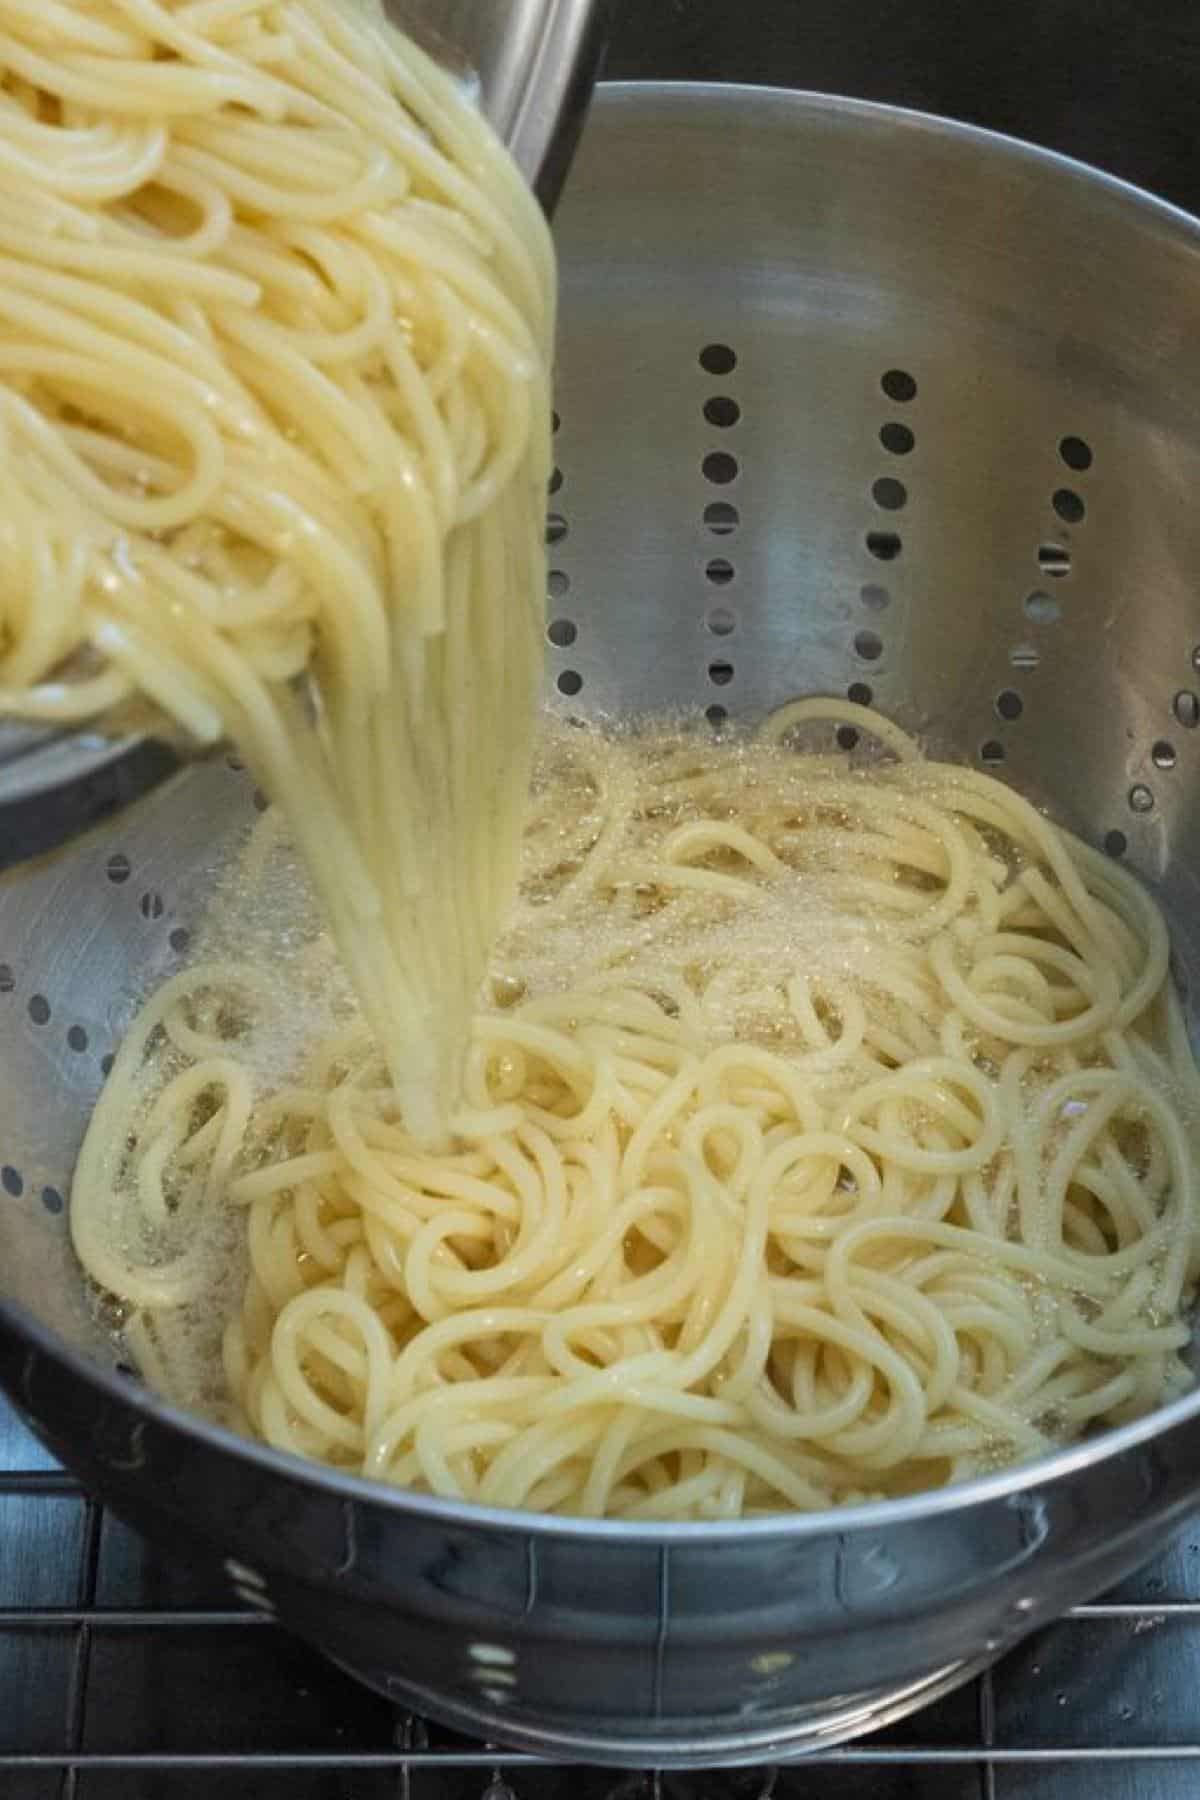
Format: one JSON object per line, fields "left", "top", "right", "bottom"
{"left": 4, "top": 1395, "right": 1200, "bottom": 1799}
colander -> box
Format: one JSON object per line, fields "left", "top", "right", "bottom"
{"left": 5, "top": 82, "right": 1200, "bottom": 1768}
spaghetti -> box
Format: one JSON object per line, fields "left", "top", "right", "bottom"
{"left": 71, "top": 705, "right": 1200, "bottom": 1518}
{"left": 0, "top": 0, "right": 554, "bottom": 1141}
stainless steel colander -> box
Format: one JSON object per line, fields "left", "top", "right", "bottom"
{"left": 5, "top": 83, "right": 1200, "bottom": 1768}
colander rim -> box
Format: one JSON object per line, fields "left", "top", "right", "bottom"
{"left": 7, "top": 78, "right": 1200, "bottom": 1544}
{"left": 590, "top": 76, "right": 1200, "bottom": 252}
{"left": 11, "top": 1288, "right": 1200, "bottom": 1543}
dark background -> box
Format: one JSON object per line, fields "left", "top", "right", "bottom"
{"left": 607, "top": 0, "right": 1200, "bottom": 214}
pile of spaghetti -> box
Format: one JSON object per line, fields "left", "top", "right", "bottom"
{"left": 72, "top": 703, "right": 1200, "bottom": 1518}
{"left": 0, "top": 0, "right": 553, "bottom": 1142}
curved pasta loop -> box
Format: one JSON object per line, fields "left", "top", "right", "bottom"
{"left": 74, "top": 711, "right": 1200, "bottom": 1518}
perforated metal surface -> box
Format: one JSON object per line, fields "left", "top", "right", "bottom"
{"left": 544, "top": 94, "right": 1200, "bottom": 910}
{"left": 8, "top": 83, "right": 1200, "bottom": 1766}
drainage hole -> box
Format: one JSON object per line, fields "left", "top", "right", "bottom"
{"left": 872, "top": 477, "right": 907, "bottom": 512}
{"left": 1038, "top": 545, "right": 1072, "bottom": 578}
{"left": 1174, "top": 690, "right": 1200, "bottom": 729}
{"left": 881, "top": 368, "right": 918, "bottom": 403}
{"left": 702, "top": 452, "right": 739, "bottom": 486}
{"left": 700, "top": 343, "right": 738, "bottom": 376}
{"left": 704, "top": 501, "right": 739, "bottom": 536}
{"left": 704, "top": 396, "right": 741, "bottom": 428}
{"left": 1052, "top": 488, "right": 1086, "bottom": 525}
{"left": 1059, "top": 436, "right": 1094, "bottom": 472}
{"left": 880, "top": 422, "right": 915, "bottom": 456}
{"left": 1025, "top": 590, "right": 1061, "bottom": 624}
